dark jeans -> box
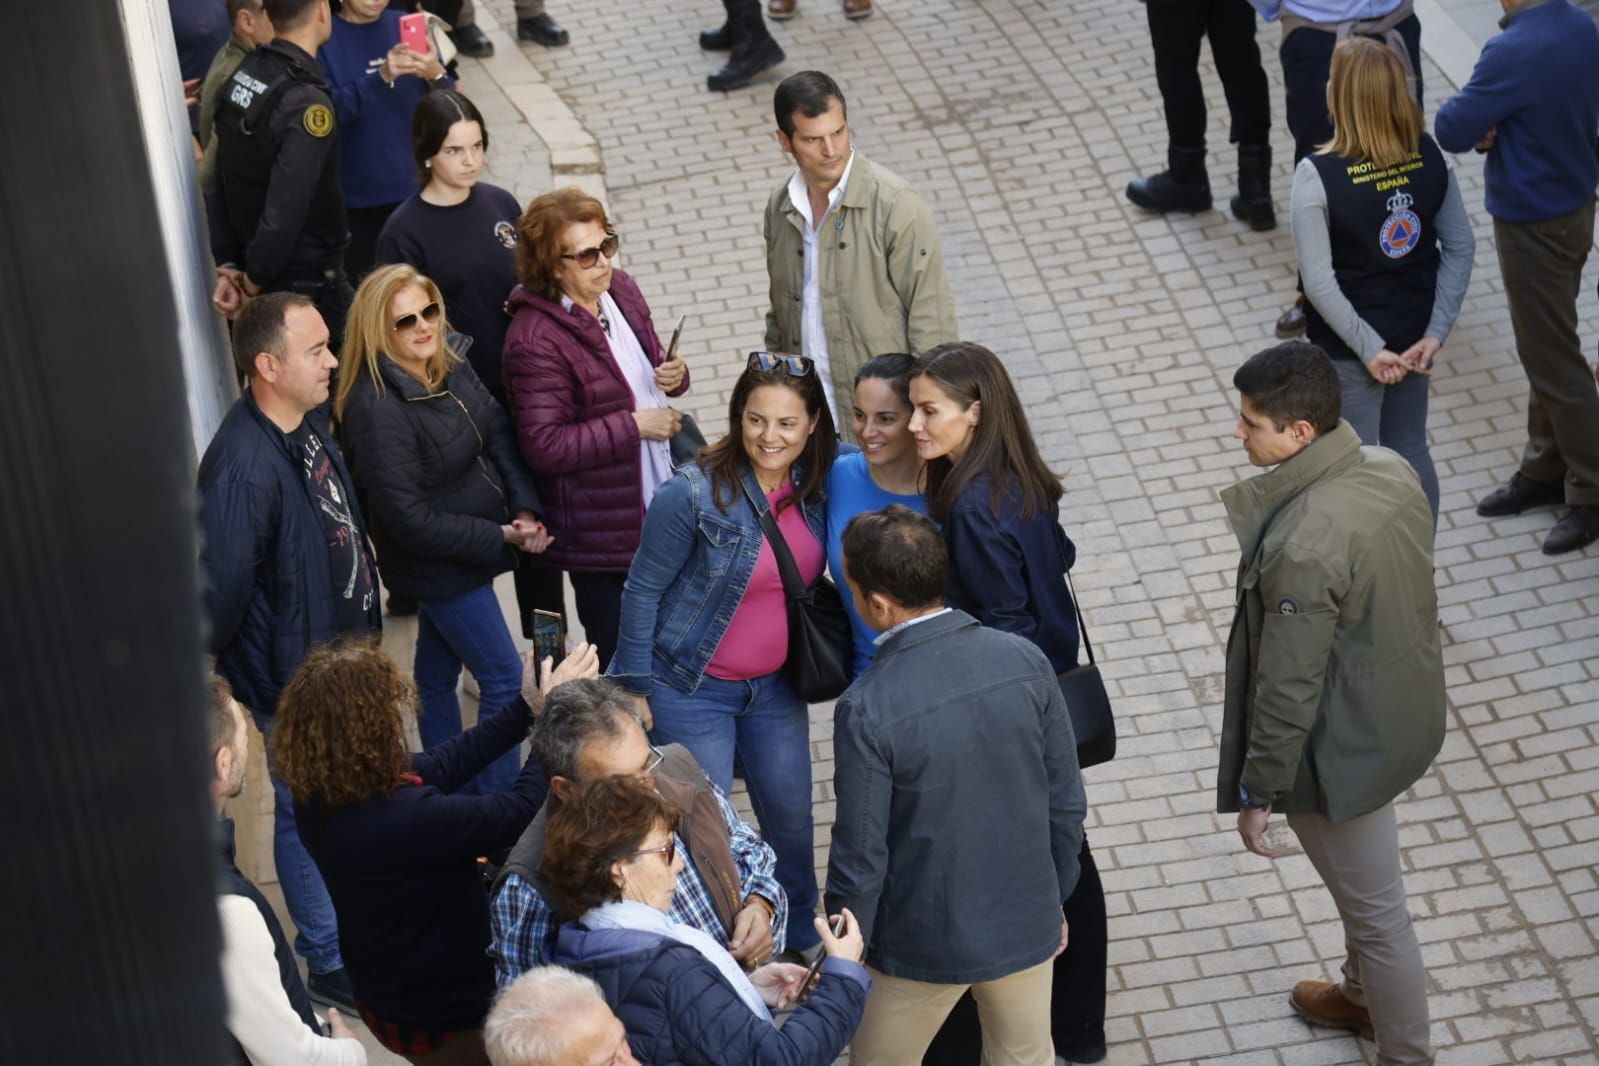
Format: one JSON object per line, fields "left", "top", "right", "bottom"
{"left": 415, "top": 582, "right": 524, "bottom": 794}
{"left": 922, "top": 837, "right": 1108, "bottom": 1065}
{"left": 345, "top": 203, "right": 400, "bottom": 284}
{"left": 1281, "top": 15, "right": 1422, "bottom": 163}
{"left": 570, "top": 570, "right": 627, "bottom": 671}
{"left": 1147, "top": 0, "right": 1270, "bottom": 151}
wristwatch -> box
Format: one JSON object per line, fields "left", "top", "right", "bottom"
{"left": 1239, "top": 784, "right": 1271, "bottom": 810}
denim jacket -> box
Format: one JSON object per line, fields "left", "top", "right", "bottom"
{"left": 610, "top": 461, "right": 828, "bottom": 696}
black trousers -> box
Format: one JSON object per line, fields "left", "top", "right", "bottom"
{"left": 922, "top": 837, "right": 1108, "bottom": 1065}
{"left": 272, "top": 265, "right": 353, "bottom": 353}
{"left": 1281, "top": 15, "right": 1422, "bottom": 163}
{"left": 570, "top": 570, "right": 627, "bottom": 672}
{"left": 1147, "top": 0, "right": 1270, "bottom": 152}
{"left": 345, "top": 203, "right": 401, "bottom": 284}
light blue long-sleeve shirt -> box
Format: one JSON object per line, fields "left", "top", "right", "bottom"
{"left": 1249, "top": 0, "right": 1402, "bottom": 21}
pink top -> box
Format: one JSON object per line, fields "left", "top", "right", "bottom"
{"left": 706, "top": 482, "right": 824, "bottom": 681}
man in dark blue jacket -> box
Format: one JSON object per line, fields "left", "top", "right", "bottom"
{"left": 1436, "top": 0, "right": 1599, "bottom": 555}
{"left": 198, "top": 291, "right": 381, "bottom": 1009}
{"left": 827, "top": 505, "right": 1087, "bottom": 1066}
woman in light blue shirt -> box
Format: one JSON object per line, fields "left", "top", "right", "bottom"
{"left": 825, "top": 353, "right": 928, "bottom": 678}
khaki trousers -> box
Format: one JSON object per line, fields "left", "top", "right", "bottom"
{"left": 851, "top": 957, "right": 1055, "bottom": 1066}
{"left": 1287, "top": 804, "right": 1433, "bottom": 1065}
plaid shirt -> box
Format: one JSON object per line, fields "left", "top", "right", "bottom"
{"left": 489, "top": 783, "right": 787, "bottom": 987}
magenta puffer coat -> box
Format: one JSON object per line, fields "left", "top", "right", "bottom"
{"left": 502, "top": 269, "right": 689, "bottom": 572}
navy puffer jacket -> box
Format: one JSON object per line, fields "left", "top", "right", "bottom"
{"left": 551, "top": 924, "right": 868, "bottom": 1066}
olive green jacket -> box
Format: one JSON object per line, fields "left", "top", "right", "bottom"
{"left": 1216, "top": 421, "right": 1445, "bottom": 822}
{"left": 199, "top": 34, "right": 253, "bottom": 191}
{"left": 763, "top": 153, "right": 958, "bottom": 411}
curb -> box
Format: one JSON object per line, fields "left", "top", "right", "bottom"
{"left": 1414, "top": 0, "right": 1483, "bottom": 92}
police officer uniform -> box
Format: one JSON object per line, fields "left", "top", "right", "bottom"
{"left": 207, "top": 38, "right": 352, "bottom": 343}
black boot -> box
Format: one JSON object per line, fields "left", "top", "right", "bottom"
{"left": 707, "top": 6, "right": 784, "bottom": 92}
{"left": 1230, "top": 143, "right": 1276, "bottom": 231}
{"left": 700, "top": 21, "right": 733, "bottom": 50}
{"left": 1125, "top": 146, "right": 1212, "bottom": 214}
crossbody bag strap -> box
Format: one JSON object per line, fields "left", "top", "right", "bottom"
{"left": 739, "top": 479, "right": 804, "bottom": 601}
{"left": 1064, "top": 566, "right": 1096, "bottom": 668}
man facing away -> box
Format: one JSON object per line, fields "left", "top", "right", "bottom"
{"left": 209, "top": 674, "right": 366, "bottom": 1066}
{"left": 198, "top": 0, "right": 276, "bottom": 190}
{"left": 1219, "top": 342, "right": 1444, "bottom": 1065}
{"left": 1435, "top": 0, "right": 1599, "bottom": 555}
{"left": 827, "top": 505, "right": 1086, "bottom": 1066}
{"left": 483, "top": 967, "right": 638, "bottom": 1066}
{"left": 198, "top": 292, "right": 381, "bottom": 1011}
{"left": 763, "top": 71, "right": 957, "bottom": 425}
{"left": 490, "top": 677, "right": 788, "bottom": 983}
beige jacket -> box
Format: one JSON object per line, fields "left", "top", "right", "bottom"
{"left": 763, "top": 153, "right": 958, "bottom": 410}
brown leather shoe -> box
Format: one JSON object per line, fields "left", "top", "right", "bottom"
{"left": 1275, "top": 295, "right": 1306, "bottom": 338}
{"left": 768, "top": 0, "right": 797, "bottom": 19}
{"left": 1289, "top": 980, "right": 1374, "bottom": 1040}
{"left": 843, "top": 0, "right": 873, "bottom": 18}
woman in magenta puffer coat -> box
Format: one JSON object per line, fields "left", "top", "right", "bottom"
{"left": 502, "top": 187, "right": 691, "bottom": 669}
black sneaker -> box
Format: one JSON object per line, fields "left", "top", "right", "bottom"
{"left": 1477, "top": 472, "right": 1564, "bottom": 517}
{"left": 448, "top": 24, "right": 494, "bottom": 58}
{"left": 307, "top": 967, "right": 359, "bottom": 1013}
{"left": 517, "top": 14, "right": 569, "bottom": 47}
{"left": 1543, "top": 505, "right": 1599, "bottom": 555}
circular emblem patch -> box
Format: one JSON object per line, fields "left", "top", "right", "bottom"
{"left": 1277, "top": 597, "right": 1300, "bottom": 615}
{"left": 494, "top": 220, "right": 518, "bottom": 249}
{"left": 302, "top": 103, "right": 334, "bottom": 139}
{"left": 1378, "top": 190, "right": 1420, "bottom": 259}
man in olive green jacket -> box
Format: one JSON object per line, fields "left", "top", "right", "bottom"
{"left": 1218, "top": 342, "right": 1443, "bottom": 1066}
{"left": 198, "top": 0, "right": 275, "bottom": 189}
{"left": 763, "top": 71, "right": 957, "bottom": 425}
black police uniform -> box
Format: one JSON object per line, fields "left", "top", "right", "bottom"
{"left": 207, "top": 39, "right": 353, "bottom": 344}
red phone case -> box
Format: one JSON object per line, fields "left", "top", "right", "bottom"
{"left": 398, "top": 13, "right": 430, "bottom": 55}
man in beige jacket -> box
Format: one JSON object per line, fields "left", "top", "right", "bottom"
{"left": 763, "top": 71, "right": 958, "bottom": 426}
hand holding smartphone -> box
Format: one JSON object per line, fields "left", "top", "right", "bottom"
{"left": 532, "top": 609, "right": 566, "bottom": 669}
{"left": 398, "top": 12, "right": 431, "bottom": 55}
{"left": 799, "top": 913, "right": 847, "bottom": 999}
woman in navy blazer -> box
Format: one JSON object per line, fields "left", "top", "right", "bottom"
{"left": 907, "top": 341, "right": 1108, "bottom": 1066}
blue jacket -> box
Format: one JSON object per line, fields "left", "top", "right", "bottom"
{"left": 318, "top": 12, "right": 438, "bottom": 208}
{"left": 550, "top": 924, "right": 868, "bottom": 1066}
{"left": 610, "top": 462, "right": 828, "bottom": 696}
{"left": 198, "top": 395, "right": 381, "bottom": 721}
{"left": 1435, "top": 0, "right": 1599, "bottom": 223}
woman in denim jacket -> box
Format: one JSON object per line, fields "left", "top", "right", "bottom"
{"left": 610, "top": 352, "right": 838, "bottom": 957}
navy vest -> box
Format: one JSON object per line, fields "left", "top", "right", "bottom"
{"left": 1305, "top": 134, "right": 1447, "bottom": 361}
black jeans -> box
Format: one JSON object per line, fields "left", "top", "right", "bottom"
{"left": 1147, "top": 0, "right": 1270, "bottom": 152}
{"left": 1281, "top": 15, "right": 1422, "bottom": 163}
{"left": 922, "top": 836, "right": 1108, "bottom": 1064}
{"left": 570, "top": 570, "right": 627, "bottom": 672}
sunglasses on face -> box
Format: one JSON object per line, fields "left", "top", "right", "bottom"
{"left": 631, "top": 839, "right": 676, "bottom": 866}
{"left": 561, "top": 233, "right": 620, "bottom": 269}
{"left": 747, "top": 351, "right": 814, "bottom": 377}
{"left": 392, "top": 302, "right": 441, "bottom": 333}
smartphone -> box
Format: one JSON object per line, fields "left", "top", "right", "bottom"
{"left": 667, "top": 313, "right": 687, "bottom": 360}
{"left": 532, "top": 609, "right": 565, "bottom": 668}
{"left": 398, "top": 12, "right": 431, "bottom": 55}
{"left": 800, "top": 914, "right": 846, "bottom": 997}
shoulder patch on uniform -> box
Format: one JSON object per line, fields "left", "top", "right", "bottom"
{"left": 1277, "top": 597, "right": 1300, "bottom": 615}
{"left": 303, "top": 103, "right": 334, "bottom": 138}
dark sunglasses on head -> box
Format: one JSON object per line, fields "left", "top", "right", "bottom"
{"left": 392, "top": 302, "right": 441, "bottom": 333}
{"left": 747, "top": 351, "right": 814, "bottom": 377}
{"left": 631, "top": 839, "right": 676, "bottom": 866}
{"left": 561, "top": 233, "right": 620, "bottom": 269}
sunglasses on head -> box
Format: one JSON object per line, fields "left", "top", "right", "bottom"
{"left": 747, "top": 351, "right": 814, "bottom": 377}
{"left": 561, "top": 233, "right": 620, "bottom": 269}
{"left": 392, "top": 302, "right": 441, "bottom": 333}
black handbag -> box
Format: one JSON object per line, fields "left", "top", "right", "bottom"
{"left": 669, "top": 412, "right": 708, "bottom": 468}
{"left": 1056, "top": 568, "right": 1117, "bottom": 768}
{"left": 740, "top": 481, "right": 853, "bottom": 703}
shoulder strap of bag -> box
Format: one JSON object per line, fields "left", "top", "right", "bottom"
{"left": 1064, "top": 567, "right": 1096, "bottom": 668}
{"left": 739, "top": 479, "right": 804, "bottom": 601}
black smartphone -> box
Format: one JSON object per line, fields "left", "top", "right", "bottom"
{"left": 800, "top": 914, "right": 846, "bottom": 997}
{"left": 667, "top": 313, "right": 687, "bottom": 359}
{"left": 532, "top": 609, "right": 565, "bottom": 668}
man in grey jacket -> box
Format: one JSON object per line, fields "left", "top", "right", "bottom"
{"left": 826, "top": 505, "right": 1085, "bottom": 1066}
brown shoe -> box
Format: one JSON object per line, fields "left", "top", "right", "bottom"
{"left": 843, "top": 0, "right": 873, "bottom": 18}
{"left": 768, "top": 0, "right": 797, "bottom": 19}
{"left": 1289, "top": 980, "right": 1374, "bottom": 1040}
{"left": 1275, "top": 295, "right": 1306, "bottom": 338}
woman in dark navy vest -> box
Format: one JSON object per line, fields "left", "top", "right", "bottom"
{"left": 1291, "top": 36, "right": 1475, "bottom": 524}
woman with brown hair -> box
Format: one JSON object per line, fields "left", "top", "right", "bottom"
{"left": 501, "top": 187, "right": 690, "bottom": 670}
{"left": 274, "top": 637, "right": 597, "bottom": 1066}
{"left": 609, "top": 353, "right": 837, "bottom": 959}
{"left": 907, "top": 341, "right": 1107, "bottom": 1065}
{"left": 543, "top": 776, "right": 868, "bottom": 1065}
{"left": 1293, "top": 35, "right": 1474, "bottom": 525}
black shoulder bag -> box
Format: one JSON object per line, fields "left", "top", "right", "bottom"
{"left": 740, "top": 481, "right": 853, "bottom": 703}
{"left": 1056, "top": 567, "right": 1117, "bottom": 768}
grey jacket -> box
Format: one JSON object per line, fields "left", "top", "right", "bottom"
{"left": 824, "top": 609, "right": 1086, "bottom": 984}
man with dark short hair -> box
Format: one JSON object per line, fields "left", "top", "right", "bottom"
{"left": 198, "top": 292, "right": 380, "bottom": 1011}
{"left": 489, "top": 678, "right": 787, "bottom": 984}
{"left": 1219, "top": 342, "right": 1443, "bottom": 1063}
{"left": 198, "top": 0, "right": 275, "bottom": 190}
{"left": 826, "top": 505, "right": 1086, "bottom": 1066}
{"left": 764, "top": 72, "right": 956, "bottom": 425}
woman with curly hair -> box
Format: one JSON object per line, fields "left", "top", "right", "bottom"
{"left": 274, "top": 637, "right": 598, "bottom": 1066}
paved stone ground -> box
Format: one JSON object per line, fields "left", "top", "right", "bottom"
{"left": 318, "top": 1, "right": 1599, "bottom": 1062}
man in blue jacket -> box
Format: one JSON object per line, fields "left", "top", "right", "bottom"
{"left": 827, "top": 505, "right": 1086, "bottom": 1066}
{"left": 198, "top": 291, "right": 381, "bottom": 1010}
{"left": 1436, "top": 0, "right": 1599, "bottom": 555}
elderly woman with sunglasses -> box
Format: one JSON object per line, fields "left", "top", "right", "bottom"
{"left": 609, "top": 352, "right": 837, "bottom": 959}
{"left": 502, "top": 188, "right": 690, "bottom": 672}
{"left": 335, "top": 264, "right": 554, "bottom": 795}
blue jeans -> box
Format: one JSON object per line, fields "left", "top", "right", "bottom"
{"left": 648, "top": 671, "right": 821, "bottom": 951}
{"left": 252, "top": 710, "right": 343, "bottom": 975}
{"left": 415, "top": 582, "right": 524, "bottom": 795}
{"left": 1334, "top": 356, "right": 1440, "bottom": 524}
